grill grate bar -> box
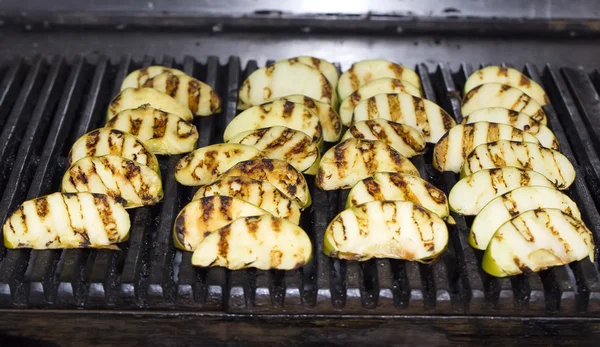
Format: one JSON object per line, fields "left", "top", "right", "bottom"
{"left": 0, "top": 58, "right": 25, "bottom": 131}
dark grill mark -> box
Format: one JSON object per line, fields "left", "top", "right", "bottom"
{"left": 188, "top": 79, "right": 201, "bottom": 114}
{"left": 282, "top": 101, "right": 295, "bottom": 117}
{"left": 519, "top": 74, "right": 531, "bottom": 87}
{"left": 35, "top": 198, "right": 49, "bottom": 218}
{"left": 201, "top": 197, "right": 216, "bottom": 222}
{"left": 497, "top": 66, "right": 509, "bottom": 77}
{"left": 164, "top": 74, "right": 180, "bottom": 97}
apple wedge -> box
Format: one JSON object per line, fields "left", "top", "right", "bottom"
{"left": 449, "top": 167, "right": 554, "bottom": 216}
{"left": 462, "top": 107, "right": 558, "bottom": 150}
{"left": 3, "top": 192, "right": 130, "bottom": 249}
{"left": 192, "top": 175, "right": 301, "bottom": 225}
{"left": 337, "top": 60, "right": 421, "bottom": 101}
{"left": 120, "top": 66, "right": 186, "bottom": 90}
{"left": 106, "top": 87, "right": 193, "bottom": 122}
{"left": 316, "top": 138, "right": 419, "bottom": 190}
{"left": 352, "top": 93, "right": 456, "bottom": 143}
{"left": 106, "top": 105, "right": 198, "bottom": 155}
{"left": 227, "top": 126, "right": 319, "bottom": 174}
{"left": 324, "top": 200, "right": 448, "bottom": 261}
{"left": 482, "top": 209, "right": 594, "bottom": 277}
{"left": 173, "top": 195, "right": 270, "bottom": 252}
{"left": 433, "top": 122, "right": 539, "bottom": 173}
{"left": 143, "top": 72, "right": 221, "bottom": 116}
{"left": 341, "top": 119, "right": 426, "bottom": 158}
{"left": 224, "top": 100, "right": 323, "bottom": 145}
{"left": 62, "top": 155, "right": 163, "bottom": 208}
{"left": 339, "top": 78, "right": 423, "bottom": 126}
{"left": 280, "top": 56, "right": 339, "bottom": 88}
{"left": 237, "top": 61, "right": 336, "bottom": 110}
{"left": 192, "top": 214, "right": 312, "bottom": 270}
{"left": 470, "top": 186, "right": 581, "bottom": 250}
{"left": 221, "top": 159, "right": 311, "bottom": 208}
{"left": 346, "top": 172, "right": 449, "bottom": 219}
{"left": 269, "top": 95, "right": 341, "bottom": 142}
{"left": 464, "top": 66, "right": 549, "bottom": 105}
{"left": 175, "top": 143, "right": 262, "bottom": 186}
{"left": 461, "top": 140, "right": 576, "bottom": 189}
{"left": 461, "top": 83, "right": 547, "bottom": 125}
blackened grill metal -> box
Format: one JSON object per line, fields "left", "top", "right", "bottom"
{"left": 0, "top": 55, "right": 599, "bottom": 316}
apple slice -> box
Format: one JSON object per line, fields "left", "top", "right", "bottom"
{"left": 482, "top": 209, "right": 594, "bottom": 277}
{"left": 221, "top": 159, "right": 311, "bottom": 208}
{"left": 470, "top": 186, "right": 581, "bottom": 250}
{"left": 173, "top": 195, "right": 270, "bottom": 252}
{"left": 316, "top": 138, "right": 419, "bottom": 191}
{"left": 192, "top": 175, "right": 301, "bottom": 225}
{"left": 3, "top": 192, "right": 130, "bottom": 249}
{"left": 192, "top": 214, "right": 312, "bottom": 270}
{"left": 346, "top": 172, "right": 449, "bottom": 219}
{"left": 461, "top": 140, "right": 576, "bottom": 189}
{"left": 69, "top": 128, "right": 160, "bottom": 174}
{"left": 224, "top": 100, "right": 323, "bottom": 145}
{"left": 449, "top": 167, "right": 554, "bottom": 216}
{"left": 352, "top": 93, "right": 456, "bottom": 143}
{"left": 341, "top": 119, "right": 425, "bottom": 158}
{"left": 237, "top": 61, "right": 336, "bottom": 110}
{"left": 120, "top": 66, "right": 186, "bottom": 90}
{"left": 324, "top": 200, "right": 448, "bottom": 261}
{"left": 280, "top": 56, "right": 339, "bottom": 88}
{"left": 339, "top": 78, "right": 423, "bottom": 126}
{"left": 462, "top": 107, "right": 558, "bottom": 150}
{"left": 106, "top": 87, "right": 193, "bottom": 122}
{"left": 461, "top": 83, "right": 547, "bottom": 124}
{"left": 464, "top": 66, "right": 549, "bottom": 105}
{"left": 433, "top": 122, "right": 539, "bottom": 173}
{"left": 337, "top": 60, "right": 421, "bottom": 101}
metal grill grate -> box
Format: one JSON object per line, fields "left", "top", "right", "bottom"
{"left": 0, "top": 55, "right": 599, "bottom": 315}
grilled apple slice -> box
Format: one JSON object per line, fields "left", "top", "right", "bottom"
{"left": 316, "top": 138, "right": 419, "bottom": 190}
{"left": 120, "top": 66, "right": 186, "bottom": 90}
{"left": 192, "top": 214, "right": 312, "bottom": 270}
{"left": 280, "top": 56, "right": 339, "bottom": 88}
{"left": 324, "top": 200, "right": 448, "bottom": 261}
{"left": 192, "top": 175, "right": 301, "bottom": 225}
{"left": 69, "top": 128, "right": 160, "bottom": 173}
{"left": 352, "top": 93, "right": 456, "bottom": 143}
{"left": 346, "top": 172, "right": 449, "bottom": 219}
{"left": 464, "top": 66, "right": 549, "bottom": 105}
{"left": 221, "top": 159, "right": 311, "bottom": 208}
{"left": 342, "top": 119, "right": 426, "bottom": 158}
{"left": 461, "top": 83, "right": 547, "bottom": 125}
{"left": 433, "top": 122, "right": 539, "bottom": 173}
{"left": 62, "top": 155, "right": 163, "bottom": 208}
{"left": 482, "top": 209, "right": 594, "bottom": 277}
{"left": 3, "top": 192, "right": 130, "bottom": 249}
{"left": 339, "top": 78, "right": 423, "bottom": 126}
{"left": 461, "top": 140, "right": 576, "bottom": 189}
{"left": 173, "top": 195, "right": 269, "bottom": 252}
{"left": 337, "top": 60, "right": 421, "bottom": 101}
{"left": 470, "top": 186, "right": 581, "bottom": 250}
{"left": 449, "top": 167, "right": 554, "bottom": 216}
{"left": 269, "top": 95, "right": 341, "bottom": 142}
{"left": 224, "top": 100, "right": 323, "bottom": 145}
{"left": 237, "top": 61, "right": 336, "bottom": 110}
{"left": 174, "top": 143, "right": 262, "bottom": 186}
{"left": 227, "top": 126, "right": 319, "bottom": 174}
{"left": 143, "top": 72, "right": 221, "bottom": 116}
{"left": 106, "top": 105, "right": 198, "bottom": 155}
{"left": 462, "top": 107, "right": 558, "bottom": 150}
{"left": 106, "top": 87, "right": 193, "bottom": 122}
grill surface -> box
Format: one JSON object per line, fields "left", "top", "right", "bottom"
{"left": 1, "top": 55, "right": 600, "bottom": 316}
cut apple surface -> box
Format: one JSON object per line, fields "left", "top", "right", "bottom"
{"left": 280, "top": 56, "right": 339, "bottom": 89}
{"left": 341, "top": 119, "right": 426, "bottom": 158}
{"left": 464, "top": 66, "right": 549, "bottom": 105}
{"left": 106, "top": 87, "right": 193, "bottom": 122}
{"left": 120, "top": 66, "right": 186, "bottom": 90}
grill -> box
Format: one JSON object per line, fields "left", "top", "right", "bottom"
{"left": 0, "top": 55, "right": 599, "bottom": 317}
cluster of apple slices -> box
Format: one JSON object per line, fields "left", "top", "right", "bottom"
{"left": 434, "top": 65, "right": 594, "bottom": 277}
{"left": 317, "top": 59, "right": 452, "bottom": 262}
{"left": 2, "top": 65, "right": 220, "bottom": 250}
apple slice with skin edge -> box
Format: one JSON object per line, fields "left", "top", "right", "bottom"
{"left": 324, "top": 200, "right": 448, "bottom": 262}
{"left": 482, "top": 209, "right": 594, "bottom": 277}
{"left": 192, "top": 214, "right": 312, "bottom": 270}
{"left": 352, "top": 93, "right": 456, "bottom": 143}
{"left": 470, "top": 186, "right": 581, "bottom": 250}
{"left": 433, "top": 122, "right": 539, "bottom": 173}
{"left": 449, "top": 167, "right": 554, "bottom": 216}
{"left": 106, "top": 87, "right": 193, "bottom": 122}
{"left": 279, "top": 56, "right": 339, "bottom": 89}
{"left": 461, "top": 140, "right": 576, "bottom": 190}
{"left": 341, "top": 119, "right": 426, "bottom": 158}
{"left": 120, "top": 66, "right": 186, "bottom": 90}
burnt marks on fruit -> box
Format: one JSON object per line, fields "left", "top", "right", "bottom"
{"left": 188, "top": 79, "right": 201, "bottom": 114}
{"left": 35, "top": 197, "right": 49, "bottom": 218}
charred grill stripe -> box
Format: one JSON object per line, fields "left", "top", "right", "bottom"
{"left": 35, "top": 197, "right": 49, "bottom": 219}
{"left": 85, "top": 129, "right": 101, "bottom": 159}
{"left": 165, "top": 74, "right": 180, "bottom": 97}
{"left": 217, "top": 225, "right": 231, "bottom": 265}
{"left": 188, "top": 79, "right": 201, "bottom": 114}
{"left": 387, "top": 94, "right": 402, "bottom": 122}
